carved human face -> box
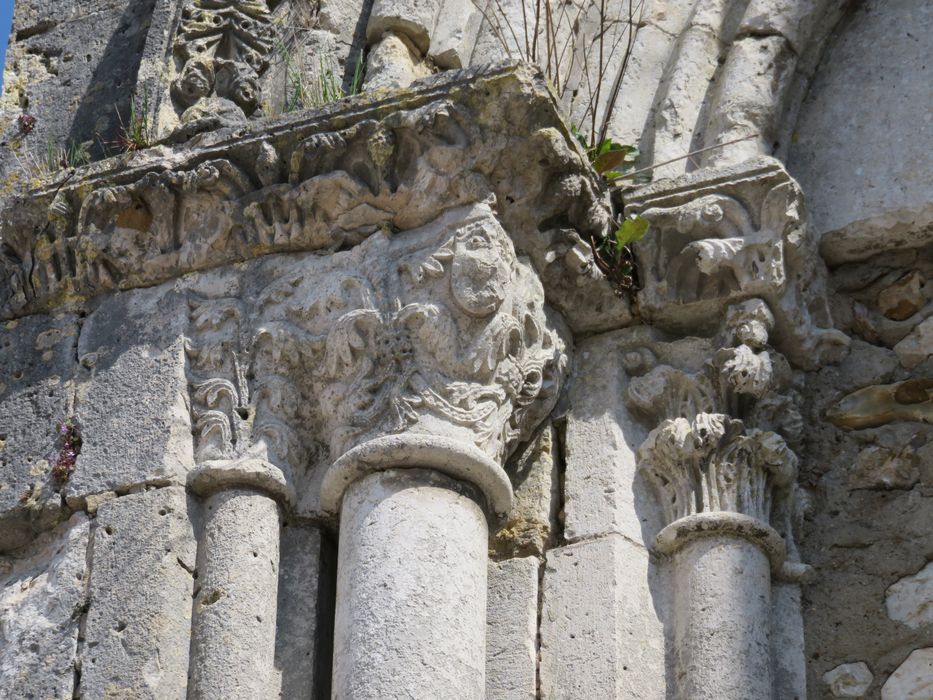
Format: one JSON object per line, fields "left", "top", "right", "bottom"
{"left": 231, "top": 74, "right": 261, "bottom": 115}
{"left": 450, "top": 223, "right": 510, "bottom": 317}
{"left": 177, "top": 59, "right": 213, "bottom": 103}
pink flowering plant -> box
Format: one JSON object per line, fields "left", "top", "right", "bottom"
{"left": 51, "top": 416, "right": 82, "bottom": 484}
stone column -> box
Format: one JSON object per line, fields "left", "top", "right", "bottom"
{"left": 661, "top": 514, "right": 784, "bottom": 699}
{"left": 186, "top": 459, "right": 294, "bottom": 700}
{"left": 638, "top": 415, "right": 796, "bottom": 700}
{"left": 323, "top": 436, "right": 513, "bottom": 700}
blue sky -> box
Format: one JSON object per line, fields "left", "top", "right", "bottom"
{"left": 0, "top": 0, "right": 12, "bottom": 89}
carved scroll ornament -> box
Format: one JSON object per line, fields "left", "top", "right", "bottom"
{"left": 183, "top": 203, "right": 568, "bottom": 514}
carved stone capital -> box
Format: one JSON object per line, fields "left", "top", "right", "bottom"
{"left": 183, "top": 202, "right": 568, "bottom": 518}
{"left": 624, "top": 299, "right": 809, "bottom": 577}
{"left": 626, "top": 157, "right": 849, "bottom": 370}
{"left": 637, "top": 413, "right": 796, "bottom": 528}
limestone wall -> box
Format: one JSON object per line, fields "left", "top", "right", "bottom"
{"left": 0, "top": 1, "right": 931, "bottom": 699}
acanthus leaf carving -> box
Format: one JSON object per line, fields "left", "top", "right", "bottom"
{"left": 182, "top": 203, "right": 568, "bottom": 514}
{"left": 626, "top": 297, "right": 809, "bottom": 578}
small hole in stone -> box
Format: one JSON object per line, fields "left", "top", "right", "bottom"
{"left": 115, "top": 621, "right": 126, "bottom": 632}
{"left": 104, "top": 526, "right": 113, "bottom": 535}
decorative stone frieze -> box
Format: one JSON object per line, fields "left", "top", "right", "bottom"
{"left": 626, "top": 156, "right": 849, "bottom": 369}
{"left": 170, "top": 0, "right": 275, "bottom": 125}
{"left": 0, "top": 64, "right": 620, "bottom": 334}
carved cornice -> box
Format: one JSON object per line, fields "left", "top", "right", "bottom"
{"left": 0, "top": 64, "right": 618, "bottom": 334}
{"left": 182, "top": 202, "right": 568, "bottom": 517}
{"left": 625, "top": 156, "right": 849, "bottom": 370}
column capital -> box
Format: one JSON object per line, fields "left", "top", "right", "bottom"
{"left": 183, "top": 202, "right": 569, "bottom": 519}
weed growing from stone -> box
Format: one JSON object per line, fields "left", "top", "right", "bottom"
{"left": 51, "top": 416, "right": 82, "bottom": 484}
{"left": 116, "top": 88, "right": 152, "bottom": 152}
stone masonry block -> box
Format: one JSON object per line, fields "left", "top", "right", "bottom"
{"left": 0, "top": 313, "right": 78, "bottom": 550}
{"left": 539, "top": 534, "right": 666, "bottom": 699}
{"left": 0, "top": 513, "right": 89, "bottom": 699}
{"left": 486, "top": 556, "right": 539, "bottom": 700}
{"left": 79, "top": 486, "right": 196, "bottom": 699}
{"left": 66, "top": 284, "right": 195, "bottom": 503}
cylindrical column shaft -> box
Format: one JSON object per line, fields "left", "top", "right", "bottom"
{"left": 672, "top": 534, "right": 772, "bottom": 700}
{"left": 332, "top": 468, "right": 488, "bottom": 699}
{"left": 188, "top": 488, "right": 281, "bottom": 699}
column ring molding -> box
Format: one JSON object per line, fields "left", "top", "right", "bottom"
{"left": 655, "top": 511, "right": 787, "bottom": 574}
{"left": 322, "top": 434, "right": 515, "bottom": 519}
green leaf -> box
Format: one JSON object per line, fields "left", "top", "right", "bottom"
{"left": 593, "top": 143, "right": 639, "bottom": 175}
{"left": 614, "top": 216, "right": 650, "bottom": 248}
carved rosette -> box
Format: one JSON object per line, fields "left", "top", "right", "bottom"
{"left": 627, "top": 299, "right": 809, "bottom": 577}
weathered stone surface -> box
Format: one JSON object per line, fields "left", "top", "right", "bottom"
{"left": 65, "top": 285, "right": 195, "bottom": 504}
{"left": 822, "top": 661, "right": 873, "bottom": 698}
{"left": 772, "top": 582, "right": 808, "bottom": 700}
{"left": 332, "top": 469, "right": 488, "bottom": 699}
{"left": 486, "top": 556, "right": 538, "bottom": 700}
{"left": 188, "top": 489, "right": 281, "bottom": 699}
{"left": 885, "top": 561, "right": 933, "bottom": 630}
{"left": 363, "top": 32, "right": 432, "bottom": 91}
{"left": 878, "top": 272, "right": 927, "bottom": 322}
{"left": 702, "top": 34, "right": 796, "bottom": 169}
{"left": 367, "top": 0, "right": 441, "bottom": 54}
{"left": 789, "top": 1, "right": 933, "bottom": 251}
{"left": 0, "top": 313, "right": 78, "bottom": 550}
{"left": 881, "top": 648, "right": 933, "bottom": 700}
{"left": 826, "top": 379, "right": 933, "bottom": 430}
{"left": 850, "top": 444, "right": 923, "bottom": 491}
{"left": 0, "top": 0, "right": 157, "bottom": 171}
{"left": 539, "top": 535, "right": 666, "bottom": 699}
{"left": 563, "top": 328, "right": 660, "bottom": 545}
{"left": 79, "top": 487, "right": 196, "bottom": 699}
{"left": 275, "top": 522, "right": 323, "bottom": 699}
{"left": 672, "top": 534, "right": 773, "bottom": 700}
{"left": 430, "top": 0, "right": 482, "bottom": 69}
{"left": 0, "top": 513, "right": 89, "bottom": 700}
{"left": 492, "top": 422, "right": 559, "bottom": 558}
{"left": 893, "top": 316, "right": 933, "bottom": 369}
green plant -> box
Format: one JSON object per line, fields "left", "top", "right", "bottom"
{"left": 52, "top": 139, "right": 91, "bottom": 170}
{"left": 275, "top": 27, "right": 366, "bottom": 114}
{"left": 115, "top": 88, "right": 152, "bottom": 152}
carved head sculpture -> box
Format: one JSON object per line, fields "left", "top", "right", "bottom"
{"left": 450, "top": 221, "right": 512, "bottom": 317}
{"left": 215, "top": 61, "right": 262, "bottom": 116}
{"left": 174, "top": 57, "right": 215, "bottom": 106}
